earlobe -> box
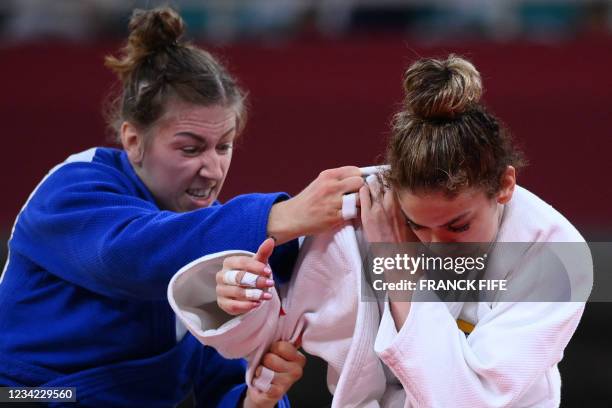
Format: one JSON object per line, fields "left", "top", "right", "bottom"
{"left": 497, "top": 166, "right": 516, "bottom": 204}
{"left": 120, "top": 122, "right": 144, "bottom": 165}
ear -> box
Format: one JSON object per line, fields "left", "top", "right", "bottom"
{"left": 120, "top": 122, "right": 145, "bottom": 166}
{"left": 496, "top": 166, "right": 516, "bottom": 204}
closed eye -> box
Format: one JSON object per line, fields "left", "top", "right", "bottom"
{"left": 448, "top": 223, "right": 470, "bottom": 233}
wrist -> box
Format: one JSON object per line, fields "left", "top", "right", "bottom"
{"left": 242, "top": 393, "right": 274, "bottom": 408}
{"left": 242, "top": 396, "right": 254, "bottom": 408}
{"left": 242, "top": 394, "right": 258, "bottom": 408}
{"left": 267, "top": 200, "right": 299, "bottom": 245}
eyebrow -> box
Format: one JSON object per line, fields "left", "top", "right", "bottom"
{"left": 174, "top": 128, "right": 236, "bottom": 143}
{"left": 402, "top": 210, "right": 470, "bottom": 228}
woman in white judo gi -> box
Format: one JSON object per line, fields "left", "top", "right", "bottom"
{"left": 355, "top": 55, "right": 590, "bottom": 407}
{"left": 213, "top": 55, "right": 591, "bottom": 407}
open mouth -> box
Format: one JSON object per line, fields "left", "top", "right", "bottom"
{"left": 186, "top": 187, "right": 214, "bottom": 200}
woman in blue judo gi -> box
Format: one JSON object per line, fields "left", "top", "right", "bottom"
{"left": 0, "top": 6, "right": 364, "bottom": 408}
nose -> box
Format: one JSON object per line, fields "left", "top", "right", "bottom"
{"left": 430, "top": 234, "right": 443, "bottom": 244}
{"left": 198, "top": 150, "right": 224, "bottom": 180}
{"left": 429, "top": 232, "right": 456, "bottom": 244}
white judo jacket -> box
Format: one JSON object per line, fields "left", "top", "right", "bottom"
{"left": 168, "top": 186, "right": 592, "bottom": 408}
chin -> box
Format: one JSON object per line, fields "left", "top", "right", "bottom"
{"left": 185, "top": 196, "right": 216, "bottom": 212}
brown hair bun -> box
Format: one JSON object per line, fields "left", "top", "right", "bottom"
{"left": 128, "top": 8, "right": 184, "bottom": 53}
{"left": 105, "top": 7, "right": 185, "bottom": 82}
{"left": 403, "top": 54, "right": 482, "bottom": 120}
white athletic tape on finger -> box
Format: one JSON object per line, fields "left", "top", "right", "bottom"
{"left": 365, "top": 174, "right": 379, "bottom": 186}
{"left": 253, "top": 366, "right": 275, "bottom": 393}
{"left": 223, "top": 269, "right": 240, "bottom": 285}
{"left": 359, "top": 164, "right": 390, "bottom": 177}
{"left": 342, "top": 193, "right": 358, "bottom": 220}
{"left": 366, "top": 174, "right": 384, "bottom": 199}
{"left": 245, "top": 288, "right": 263, "bottom": 300}
{"left": 240, "top": 272, "right": 259, "bottom": 288}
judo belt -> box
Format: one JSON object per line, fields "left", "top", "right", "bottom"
{"left": 456, "top": 319, "right": 475, "bottom": 335}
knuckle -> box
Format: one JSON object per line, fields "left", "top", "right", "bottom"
{"left": 269, "top": 341, "right": 281, "bottom": 354}
{"left": 262, "top": 353, "right": 275, "bottom": 368}
{"left": 278, "top": 341, "right": 293, "bottom": 354}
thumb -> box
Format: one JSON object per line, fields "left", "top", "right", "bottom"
{"left": 253, "top": 237, "right": 275, "bottom": 264}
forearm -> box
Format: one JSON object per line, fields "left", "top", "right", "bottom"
{"left": 22, "top": 189, "right": 284, "bottom": 300}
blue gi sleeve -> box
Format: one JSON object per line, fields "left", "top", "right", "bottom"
{"left": 10, "top": 161, "right": 296, "bottom": 301}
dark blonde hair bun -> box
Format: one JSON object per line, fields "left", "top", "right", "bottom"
{"left": 105, "top": 7, "right": 185, "bottom": 82}
{"left": 403, "top": 54, "right": 482, "bottom": 120}
{"left": 129, "top": 8, "right": 185, "bottom": 53}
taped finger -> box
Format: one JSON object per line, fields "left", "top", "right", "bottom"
{"left": 366, "top": 173, "right": 381, "bottom": 191}
{"left": 341, "top": 193, "right": 358, "bottom": 220}
{"left": 252, "top": 366, "right": 275, "bottom": 393}
{"left": 222, "top": 269, "right": 240, "bottom": 285}
{"left": 240, "top": 271, "right": 259, "bottom": 288}
{"left": 245, "top": 288, "right": 263, "bottom": 300}
{"left": 359, "top": 164, "right": 390, "bottom": 177}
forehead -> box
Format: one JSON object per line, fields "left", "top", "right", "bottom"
{"left": 397, "top": 188, "right": 489, "bottom": 225}
{"left": 156, "top": 100, "right": 237, "bottom": 137}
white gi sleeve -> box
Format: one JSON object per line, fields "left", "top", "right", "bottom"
{"left": 167, "top": 250, "right": 281, "bottom": 392}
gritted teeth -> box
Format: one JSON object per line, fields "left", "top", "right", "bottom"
{"left": 186, "top": 187, "right": 213, "bottom": 198}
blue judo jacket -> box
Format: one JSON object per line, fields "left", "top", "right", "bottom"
{"left": 0, "top": 147, "right": 297, "bottom": 407}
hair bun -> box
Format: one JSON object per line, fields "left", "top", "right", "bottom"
{"left": 402, "top": 54, "right": 482, "bottom": 120}
{"left": 128, "top": 7, "right": 185, "bottom": 54}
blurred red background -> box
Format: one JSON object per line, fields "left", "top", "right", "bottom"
{"left": 1, "top": 36, "right": 611, "bottom": 235}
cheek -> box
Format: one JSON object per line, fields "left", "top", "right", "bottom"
{"left": 146, "top": 155, "right": 195, "bottom": 187}
{"left": 151, "top": 159, "right": 179, "bottom": 181}
{"left": 219, "top": 154, "right": 233, "bottom": 176}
